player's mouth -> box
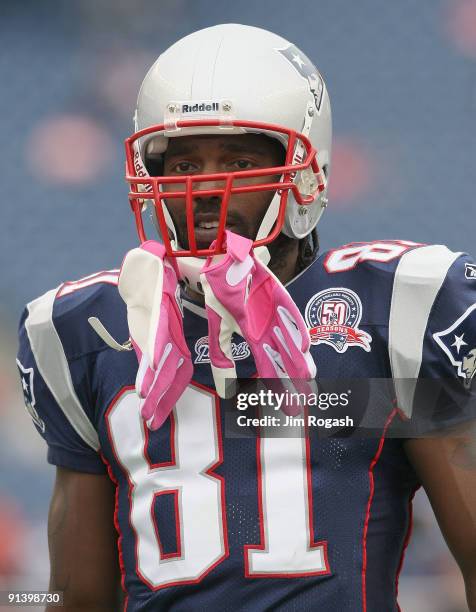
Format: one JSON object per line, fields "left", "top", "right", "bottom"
{"left": 192, "top": 215, "right": 239, "bottom": 247}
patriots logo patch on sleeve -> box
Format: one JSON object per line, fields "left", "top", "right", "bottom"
{"left": 465, "top": 263, "right": 476, "bottom": 280}
{"left": 16, "top": 359, "right": 46, "bottom": 432}
{"left": 433, "top": 304, "right": 476, "bottom": 389}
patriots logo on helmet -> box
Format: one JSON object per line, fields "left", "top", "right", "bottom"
{"left": 305, "top": 288, "right": 372, "bottom": 353}
{"left": 16, "top": 359, "right": 46, "bottom": 432}
{"left": 433, "top": 304, "right": 476, "bottom": 390}
{"left": 278, "top": 45, "right": 324, "bottom": 112}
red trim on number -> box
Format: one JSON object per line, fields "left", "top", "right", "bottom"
{"left": 143, "top": 412, "right": 177, "bottom": 468}
{"left": 323, "top": 240, "right": 423, "bottom": 274}
{"left": 103, "top": 385, "right": 136, "bottom": 611}
{"left": 361, "top": 407, "right": 398, "bottom": 612}
{"left": 99, "top": 451, "right": 129, "bottom": 612}
{"left": 105, "top": 382, "right": 229, "bottom": 593}
{"left": 57, "top": 269, "right": 120, "bottom": 297}
{"left": 199, "top": 381, "right": 230, "bottom": 566}
{"left": 189, "top": 381, "right": 230, "bottom": 578}
{"left": 105, "top": 387, "right": 152, "bottom": 593}
{"left": 395, "top": 485, "right": 420, "bottom": 611}
{"left": 304, "top": 431, "right": 331, "bottom": 577}
{"left": 244, "top": 412, "right": 330, "bottom": 578}
{"left": 151, "top": 490, "right": 182, "bottom": 560}
{"left": 243, "top": 429, "right": 265, "bottom": 578}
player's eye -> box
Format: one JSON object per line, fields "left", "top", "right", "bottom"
{"left": 171, "top": 161, "right": 198, "bottom": 173}
{"left": 230, "top": 159, "right": 255, "bottom": 171}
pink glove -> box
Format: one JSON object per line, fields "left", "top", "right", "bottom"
{"left": 200, "top": 231, "right": 317, "bottom": 400}
{"left": 118, "top": 241, "right": 193, "bottom": 429}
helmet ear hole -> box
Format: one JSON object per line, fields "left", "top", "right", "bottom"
{"left": 144, "top": 152, "right": 164, "bottom": 177}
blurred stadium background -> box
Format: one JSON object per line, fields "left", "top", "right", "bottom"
{"left": 1, "top": 1, "right": 475, "bottom": 610}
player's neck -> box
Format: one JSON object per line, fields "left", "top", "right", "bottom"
{"left": 268, "top": 235, "right": 299, "bottom": 284}
{"left": 183, "top": 240, "right": 299, "bottom": 304}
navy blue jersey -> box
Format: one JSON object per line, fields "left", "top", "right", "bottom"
{"left": 17, "top": 241, "right": 476, "bottom": 611}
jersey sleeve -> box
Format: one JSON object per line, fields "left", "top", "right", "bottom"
{"left": 17, "top": 288, "right": 107, "bottom": 474}
{"left": 388, "top": 245, "right": 476, "bottom": 431}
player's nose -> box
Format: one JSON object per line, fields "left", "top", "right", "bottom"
{"left": 193, "top": 168, "right": 225, "bottom": 208}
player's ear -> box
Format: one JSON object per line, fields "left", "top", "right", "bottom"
{"left": 144, "top": 151, "right": 164, "bottom": 177}
{"left": 143, "top": 137, "right": 165, "bottom": 176}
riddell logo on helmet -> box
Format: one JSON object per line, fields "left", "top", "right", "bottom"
{"left": 182, "top": 102, "right": 220, "bottom": 113}
{"left": 133, "top": 151, "right": 153, "bottom": 192}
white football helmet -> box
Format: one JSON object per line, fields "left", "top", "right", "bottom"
{"left": 125, "top": 23, "right": 332, "bottom": 290}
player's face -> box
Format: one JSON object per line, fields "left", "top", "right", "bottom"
{"left": 162, "top": 134, "right": 284, "bottom": 250}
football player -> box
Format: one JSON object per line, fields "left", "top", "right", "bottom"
{"left": 17, "top": 24, "right": 476, "bottom": 611}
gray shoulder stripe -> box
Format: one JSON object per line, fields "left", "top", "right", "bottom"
{"left": 389, "top": 245, "right": 461, "bottom": 417}
{"left": 25, "top": 287, "right": 100, "bottom": 451}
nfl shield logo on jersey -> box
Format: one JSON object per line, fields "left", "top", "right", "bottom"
{"left": 16, "top": 359, "right": 46, "bottom": 432}
{"left": 433, "top": 304, "right": 476, "bottom": 389}
{"left": 305, "top": 288, "right": 372, "bottom": 353}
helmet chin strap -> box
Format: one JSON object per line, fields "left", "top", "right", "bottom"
{"left": 150, "top": 197, "right": 271, "bottom": 295}
{"left": 175, "top": 243, "right": 270, "bottom": 295}
{"left": 156, "top": 202, "right": 210, "bottom": 294}
{"left": 176, "top": 253, "right": 207, "bottom": 293}
{"left": 148, "top": 199, "right": 207, "bottom": 294}
{"left": 256, "top": 190, "right": 281, "bottom": 241}
{"left": 147, "top": 182, "right": 320, "bottom": 295}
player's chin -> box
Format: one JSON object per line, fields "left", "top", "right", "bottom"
{"left": 179, "top": 223, "right": 252, "bottom": 251}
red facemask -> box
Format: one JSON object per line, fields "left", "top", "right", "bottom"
{"left": 125, "top": 119, "right": 325, "bottom": 257}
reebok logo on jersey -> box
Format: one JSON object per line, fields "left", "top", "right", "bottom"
{"left": 304, "top": 288, "right": 372, "bottom": 353}
{"left": 465, "top": 263, "right": 476, "bottom": 280}
{"left": 433, "top": 303, "right": 476, "bottom": 389}
{"left": 194, "top": 335, "right": 251, "bottom": 364}
{"left": 16, "top": 359, "right": 46, "bottom": 433}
